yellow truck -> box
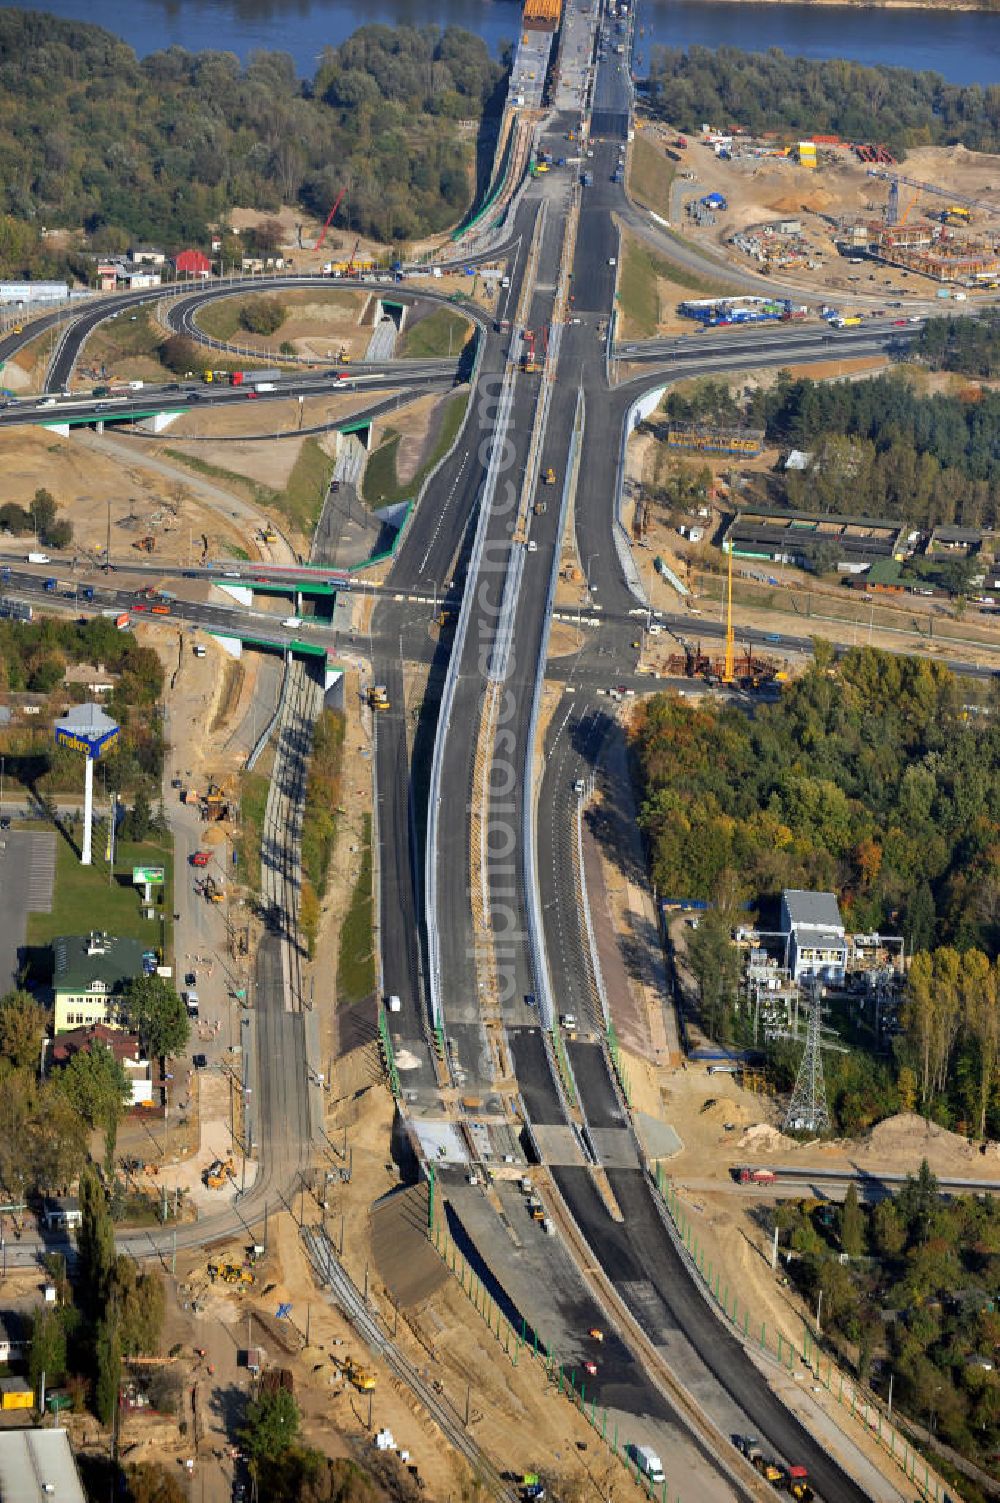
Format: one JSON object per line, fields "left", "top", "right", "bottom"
{"left": 368, "top": 685, "right": 390, "bottom": 712}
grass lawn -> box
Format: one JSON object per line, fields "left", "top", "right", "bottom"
{"left": 629, "top": 134, "right": 675, "bottom": 216}
{"left": 400, "top": 308, "right": 473, "bottom": 359}
{"left": 88, "top": 305, "right": 165, "bottom": 366}
{"left": 28, "top": 829, "right": 175, "bottom": 959}
{"left": 362, "top": 391, "right": 470, "bottom": 507}
{"left": 336, "top": 812, "right": 374, "bottom": 1004}
{"left": 193, "top": 298, "right": 243, "bottom": 342}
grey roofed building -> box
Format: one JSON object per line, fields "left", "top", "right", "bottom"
{"left": 0, "top": 1428, "right": 86, "bottom": 1502}
{"left": 780, "top": 889, "right": 847, "bottom": 985}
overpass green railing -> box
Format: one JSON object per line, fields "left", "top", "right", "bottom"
{"left": 346, "top": 501, "right": 414, "bottom": 573}
{"left": 428, "top": 1211, "right": 685, "bottom": 1502}
{"left": 377, "top": 1003, "right": 401, "bottom": 1099}
{"left": 550, "top": 1026, "right": 577, "bottom": 1108}
{"left": 607, "top": 1021, "right": 633, "bottom": 1108}
{"left": 450, "top": 107, "right": 520, "bottom": 242}
{"left": 652, "top": 1166, "right": 950, "bottom": 1502}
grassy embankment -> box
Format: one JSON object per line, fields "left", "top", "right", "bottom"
{"left": 400, "top": 307, "right": 473, "bottom": 359}
{"left": 628, "top": 132, "right": 676, "bottom": 216}
{"left": 298, "top": 709, "right": 345, "bottom": 958}
{"left": 363, "top": 390, "right": 470, "bottom": 507}
{"left": 337, "top": 813, "right": 374, "bottom": 1004}
{"left": 164, "top": 436, "right": 333, "bottom": 535}
{"left": 618, "top": 235, "right": 734, "bottom": 338}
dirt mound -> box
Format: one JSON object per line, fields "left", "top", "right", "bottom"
{"left": 736, "top": 1121, "right": 796, "bottom": 1154}
{"left": 766, "top": 191, "right": 833, "bottom": 214}
{"left": 856, "top": 1112, "right": 1000, "bottom": 1171}
{"left": 701, "top": 1097, "right": 754, "bottom": 1126}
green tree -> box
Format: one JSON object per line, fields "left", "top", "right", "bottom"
{"left": 46, "top": 516, "right": 73, "bottom": 549}
{"left": 872, "top": 1199, "right": 906, "bottom": 1258}
{"left": 686, "top": 906, "right": 740, "bottom": 1041}
{"left": 126, "top": 787, "right": 151, "bottom": 841}
{"left": 839, "top": 1182, "right": 865, "bottom": 1258}
{"left": 239, "top": 296, "right": 285, "bottom": 335}
{"left": 240, "top": 1385, "right": 300, "bottom": 1466}
{"left": 29, "top": 488, "right": 57, "bottom": 538}
{"left": 27, "top": 1306, "right": 67, "bottom": 1391}
{"left": 113, "top": 1258, "right": 165, "bottom": 1355}
{"left": 56, "top": 1043, "right": 131, "bottom": 1171}
{"left": 76, "top": 1165, "right": 116, "bottom": 1320}
{"left": 121, "top": 975, "right": 189, "bottom": 1059}
{"left": 0, "top": 988, "right": 46, "bottom": 1070}
{"left": 93, "top": 1311, "right": 121, "bottom": 1427}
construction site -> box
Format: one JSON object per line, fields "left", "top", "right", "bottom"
{"left": 656, "top": 122, "right": 1000, "bottom": 296}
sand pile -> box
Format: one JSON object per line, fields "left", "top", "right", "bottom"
{"left": 855, "top": 1112, "right": 1000, "bottom": 1172}
{"left": 736, "top": 1122, "right": 796, "bottom": 1154}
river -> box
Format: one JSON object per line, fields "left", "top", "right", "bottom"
{"left": 4, "top": 0, "right": 998, "bottom": 83}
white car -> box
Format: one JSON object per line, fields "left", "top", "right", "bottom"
{"left": 608, "top": 257, "right": 617, "bottom": 267}
{"left": 282, "top": 616, "right": 303, "bottom": 628}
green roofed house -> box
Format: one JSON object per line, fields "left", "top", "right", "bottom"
{"left": 52, "top": 931, "right": 145, "bottom": 1035}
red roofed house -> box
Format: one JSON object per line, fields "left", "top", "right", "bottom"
{"left": 174, "top": 249, "right": 212, "bottom": 278}
{"left": 50, "top": 1024, "right": 153, "bottom": 1105}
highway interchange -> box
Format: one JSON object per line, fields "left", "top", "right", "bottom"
{"left": 0, "top": 18, "right": 975, "bottom": 1499}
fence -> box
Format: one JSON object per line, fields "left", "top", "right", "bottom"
{"left": 653, "top": 1167, "right": 952, "bottom": 1503}
{"left": 426, "top": 1205, "right": 688, "bottom": 1503}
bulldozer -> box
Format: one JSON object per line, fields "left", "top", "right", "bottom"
{"left": 368, "top": 684, "right": 389, "bottom": 712}
{"left": 343, "top": 1357, "right": 376, "bottom": 1392}
{"left": 203, "top": 874, "right": 226, "bottom": 904}
{"left": 208, "top": 1259, "right": 255, "bottom": 1286}
{"left": 132, "top": 535, "right": 156, "bottom": 553}
{"left": 543, "top": 467, "right": 556, "bottom": 486}
{"left": 203, "top": 1156, "right": 235, "bottom": 1190}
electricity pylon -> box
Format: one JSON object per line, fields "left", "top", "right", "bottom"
{"left": 783, "top": 983, "right": 830, "bottom": 1136}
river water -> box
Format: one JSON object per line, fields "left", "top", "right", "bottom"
{"left": 5, "top": 0, "right": 998, "bottom": 83}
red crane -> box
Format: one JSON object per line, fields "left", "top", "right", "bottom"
{"left": 315, "top": 188, "right": 345, "bottom": 252}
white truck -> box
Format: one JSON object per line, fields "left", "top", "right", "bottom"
{"left": 26, "top": 552, "right": 49, "bottom": 564}
{"left": 628, "top": 1446, "right": 665, "bottom": 1485}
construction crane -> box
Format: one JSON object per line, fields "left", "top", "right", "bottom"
{"left": 315, "top": 187, "right": 346, "bottom": 252}
{"left": 722, "top": 545, "right": 736, "bottom": 685}
{"left": 872, "top": 168, "right": 1000, "bottom": 223}
{"left": 345, "top": 238, "right": 362, "bottom": 277}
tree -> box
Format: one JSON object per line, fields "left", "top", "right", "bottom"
{"left": 840, "top": 1182, "right": 865, "bottom": 1258}
{"left": 121, "top": 975, "right": 189, "bottom": 1060}
{"left": 113, "top": 1258, "right": 164, "bottom": 1355}
{"left": 124, "top": 1464, "right": 187, "bottom": 1503}
{"left": 125, "top": 787, "right": 151, "bottom": 841}
{"left": 45, "top": 516, "right": 73, "bottom": 549}
{"left": 0, "top": 988, "right": 46, "bottom": 1069}
{"left": 93, "top": 1311, "right": 121, "bottom": 1426}
{"left": 239, "top": 296, "right": 285, "bottom": 335}
{"left": 29, "top": 488, "right": 57, "bottom": 538}
{"left": 76, "top": 1165, "right": 115, "bottom": 1320}
{"left": 240, "top": 1385, "right": 300, "bottom": 1466}
{"left": 56, "top": 1043, "right": 131, "bottom": 1171}
{"left": 686, "top": 906, "right": 740, "bottom": 1041}
{"left": 27, "top": 1305, "right": 67, "bottom": 1391}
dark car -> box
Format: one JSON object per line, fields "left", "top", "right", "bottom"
{"left": 0, "top": 817, "right": 10, "bottom": 831}
{"left": 185, "top": 971, "right": 197, "bottom": 987}
{"left": 193, "top": 1053, "right": 208, "bottom": 1070}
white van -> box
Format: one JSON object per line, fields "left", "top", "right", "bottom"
{"left": 184, "top": 990, "right": 200, "bottom": 1017}
{"left": 281, "top": 616, "right": 302, "bottom": 629}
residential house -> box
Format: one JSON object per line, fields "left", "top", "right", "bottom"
{"left": 174, "top": 249, "right": 212, "bottom": 278}
{"left": 49, "top": 1024, "right": 152, "bottom": 1105}
{"left": 42, "top": 1197, "right": 82, "bottom": 1231}
{"left": 128, "top": 246, "right": 166, "bottom": 266}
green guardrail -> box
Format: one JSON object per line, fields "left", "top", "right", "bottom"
{"left": 607, "top": 1021, "right": 633, "bottom": 1108}
{"left": 377, "top": 1003, "right": 401, "bottom": 1098}
{"left": 550, "top": 1027, "right": 577, "bottom": 1108}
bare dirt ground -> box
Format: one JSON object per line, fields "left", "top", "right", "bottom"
{"left": 663, "top": 132, "right": 1000, "bottom": 303}
{"left": 0, "top": 427, "right": 261, "bottom": 567}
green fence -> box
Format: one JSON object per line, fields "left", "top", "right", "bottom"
{"left": 653, "top": 1166, "right": 948, "bottom": 1503}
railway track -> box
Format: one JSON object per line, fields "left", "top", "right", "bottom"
{"left": 301, "top": 1226, "right": 517, "bottom": 1503}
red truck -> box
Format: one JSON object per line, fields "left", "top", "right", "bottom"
{"left": 190, "top": 851, "right": 210, "bottom": 868}
{"left": 737, "top": 1167, "right": 776, "bottom": 1186}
